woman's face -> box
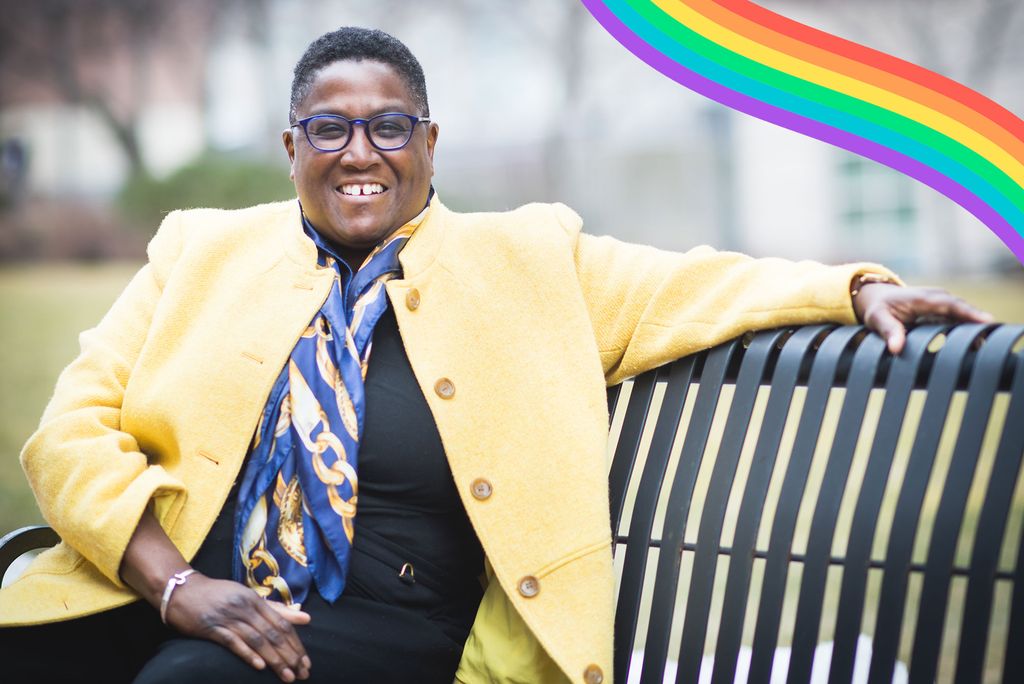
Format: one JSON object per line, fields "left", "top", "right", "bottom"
{"left": 283, "top": 59, "right": 439, "bottom": 251}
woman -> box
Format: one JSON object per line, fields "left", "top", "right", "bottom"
{"left": 0, "top": 27, "right": 991, "bottom": 684}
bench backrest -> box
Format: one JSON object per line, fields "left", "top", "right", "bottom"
{"left": 607, "top": 323, "right": 1024, "bottom": 684}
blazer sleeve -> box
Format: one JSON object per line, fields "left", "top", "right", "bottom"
{"left": 19, "top": 211, "right": 190, "bottom": 586}
{"left": 551, "top": 204, "right": 902, "bottom": 386}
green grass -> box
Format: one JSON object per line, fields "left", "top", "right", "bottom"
{"left": 0, "top": 263, "right": 141, "bottom": 531}
{"left": 928, "top": 277, "right": 1024, "bottom": 323}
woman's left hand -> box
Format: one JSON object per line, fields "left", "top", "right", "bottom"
{"left": 852, "top": 283, "right": 994, "bottom": 355}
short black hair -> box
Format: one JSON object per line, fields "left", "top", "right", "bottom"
{"left": 289, "top": 27, "right": 429, "bottom": 121}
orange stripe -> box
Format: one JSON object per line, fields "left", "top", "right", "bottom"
{"left": 705, "top": 0, "right": 1024, "bottom": 146}
{"left": 676, "top": 0, "right": 1024, "bottom": 169}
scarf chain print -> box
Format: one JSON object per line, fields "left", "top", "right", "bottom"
{"left": 233, "top": 207, "right": 426, "bottom": 608}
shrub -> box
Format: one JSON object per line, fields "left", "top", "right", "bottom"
{"left": 118, "top": 152, "right": 295, "bottom": 233}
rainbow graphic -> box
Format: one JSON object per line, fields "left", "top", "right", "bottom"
{"left": 580, "top": 0, "right": 1024, "bottom": 264}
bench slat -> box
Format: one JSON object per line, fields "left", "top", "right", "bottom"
{"left": 911, "top": 325, "right": 1024, "bottom": 683}
{"left": 609, "top": 369, "right": 660, "bottom": 535}
{"left": 992, "top": 343, "right": 1024, "bottom": 684}
{"left": 748, "top": 326, "right": 865, "bottom": 682}
{"left": 677, "top": 329, "right": 790, "bottom": 683}
{"left": 828, "top": 325, "right": 942, "bottom": 684}
{"left": 613, "top": 356, "right": 697, "bottom": 682}
{"left": 870, "top": 325, "right": 985, "bottom": 682}
{"left": 787, "top": 330, "right": 884, "bottom": 683}
{"left": 636, "top": 340, "right": 740, "bottom": 683}
{"left": 712, "top": 326, "right": 838, "bottom": 684}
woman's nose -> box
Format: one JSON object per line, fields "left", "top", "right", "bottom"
{"left": 340, "top": 123, "right": 377, "bottom": 164}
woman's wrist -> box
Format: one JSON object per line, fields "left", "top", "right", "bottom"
{"left": 849, "top": 272, "right": 897, "bottom": 299}
{"left": 119, "top": 506, "right": 194, "bottom": 608}
{"left": 850, "top": 272, "right": 899, "bottom": 323}
{"left": 160, "top": 568, "right": 198, "bottom": 623}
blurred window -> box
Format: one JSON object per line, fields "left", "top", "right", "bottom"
{"left": 836, "top": 152, "right": 918, "bottom": 273}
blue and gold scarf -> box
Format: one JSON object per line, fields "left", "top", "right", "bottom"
{"left": 233, "top": 204, "right": 427, "bottom": 608}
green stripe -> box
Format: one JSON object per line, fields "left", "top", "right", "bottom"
{"left": 624, "top": 0, "right": 1024, "bottom": 220}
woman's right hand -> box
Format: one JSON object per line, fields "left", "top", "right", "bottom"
{"left": 163, "top": 574, "right": 312, "bottom": 682}
{"left": 119, "top": 506, "right": 312, "bottom": 681}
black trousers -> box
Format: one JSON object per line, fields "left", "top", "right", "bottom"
{"left": 0, "top": 492, "right": 468, "bottom": 683}
{"left": 0, "top": 590, "right": 463, "bottom": 683}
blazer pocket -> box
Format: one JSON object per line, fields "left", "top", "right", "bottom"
{"left": 534, "top": 537, "right": 610, "bottom": 580}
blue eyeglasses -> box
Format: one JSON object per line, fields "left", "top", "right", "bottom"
{"left": 290, "top": 112, "right": 430, "bottom": 152}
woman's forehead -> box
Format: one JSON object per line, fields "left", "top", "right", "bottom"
{"left": 297, "top": 60, "right": 416, "bottom": 117}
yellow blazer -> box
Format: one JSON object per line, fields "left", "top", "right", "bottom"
{"left": 0, "top": 198, "right": 893, "bottom": 683}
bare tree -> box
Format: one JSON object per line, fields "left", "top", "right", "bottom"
{"left": 765, "top": 0, "right": 1023, "bottom": 273}
{"left": 444, "top": 0, "right": 593, "bottom": 201}
{"left": 809, "top": 0, "right": 1024, "bottom": 96}
{"left": 0, "top": 0, "right": 218, "bottom": 178}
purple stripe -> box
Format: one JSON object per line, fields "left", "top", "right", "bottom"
{"left": 580, "top": 0, "right": 1024, "bottom": 264}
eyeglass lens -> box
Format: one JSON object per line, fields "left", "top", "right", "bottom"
{"left": 305, "top": 114, "right": 416, "bottom": 151}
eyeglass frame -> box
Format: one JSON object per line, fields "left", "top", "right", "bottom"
{"left": 289, "top": 112, "right": 432, "bottom": 152}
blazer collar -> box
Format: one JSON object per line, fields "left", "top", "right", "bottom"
{"left": 399, "top": 194, "right": 446, "bottom": 280}
{"left": 281, "top": 195, "right": 446, "bottom": 279}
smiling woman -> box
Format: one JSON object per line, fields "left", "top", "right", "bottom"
{"left": 284, "top": 58, "right": 439, "bottom": 270}
{"left": 0, "top": 25, "right": 994, "bottom": 684}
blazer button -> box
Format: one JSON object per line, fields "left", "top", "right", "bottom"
{"left": 583, "top": 664, "right": 604, "bottom": 684}
{"left": 405, "top": 288, "right": 421, "bottom": 311}
{"left": 470, "top": 478, "right": 493, "bottom": 500}
{"left": 518, "top": 576, "right": 540, "bottom": 598}
{"left": 434, "top": 378, "right": 455, "bottom": 399}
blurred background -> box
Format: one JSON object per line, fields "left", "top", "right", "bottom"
{"left": 1, "top": 0, "right": 1022, "bottom": 531}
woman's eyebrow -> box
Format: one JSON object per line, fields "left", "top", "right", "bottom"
{"left": 311, "top": 104, "right": 414, "bottom": 118}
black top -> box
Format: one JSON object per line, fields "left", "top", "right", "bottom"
{"left": 345, "top": 302, "right": 485, "bottom": 639}
{"left": 192, "top": 302, "right": 484, "bottom": 647}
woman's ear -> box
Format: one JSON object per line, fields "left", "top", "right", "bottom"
{"left": 282, "top": 129, "right": 297, "bottom": 181}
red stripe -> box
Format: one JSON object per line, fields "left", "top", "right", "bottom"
{"left": 711, "top": 0, "right": 1024, "bottom": 142}
{"left": 683, "top": 0, "right": 1024, "bottom": 162}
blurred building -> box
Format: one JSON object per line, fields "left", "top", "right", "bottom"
{"left": 0, "top": 0, "right": 1020, "bottom": 276}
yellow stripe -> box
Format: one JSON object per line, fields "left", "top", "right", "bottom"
{"left": 652, "top": 0, "right": 1024, "bottom": 185}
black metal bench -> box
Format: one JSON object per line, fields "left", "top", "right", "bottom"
{"left": 4, "top": 323, "right": 1024, "bottom": 683}
{"left": 608, "top": 323, "right": 1024, "bottom": 683}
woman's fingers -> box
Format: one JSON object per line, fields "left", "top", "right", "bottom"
{"left": 209, "top": 624, "right": 267, "bottom": 671}
{"left": 267, "top": 603, "right": 313, "bottom": 673}
{"left": 231, "top": 616, "right": 300, "bottom": 682}
{"left": 863, "top": 304, "right": 907, "bottom": 355}
{"left": 268, "top": 601, "right": 312, "bottom": 624}
{"left": 921, "top": 291, "right": 992, "bottom": 323}
{"left": 853, "top": 283, "right": 995, "bottom": 355}
{"left": 166, "top": 576, "right": 310, "bottom": 681}
{"left": 249, "top": 599, "right": 312, "bottom": 678}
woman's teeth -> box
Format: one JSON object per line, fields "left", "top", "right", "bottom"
{"left": 341, "top": 183, "right": 386, "bottom": 196}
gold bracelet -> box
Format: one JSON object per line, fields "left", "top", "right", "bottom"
{"left": 850, "top": 272, "right": 895, "bottom": 298}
